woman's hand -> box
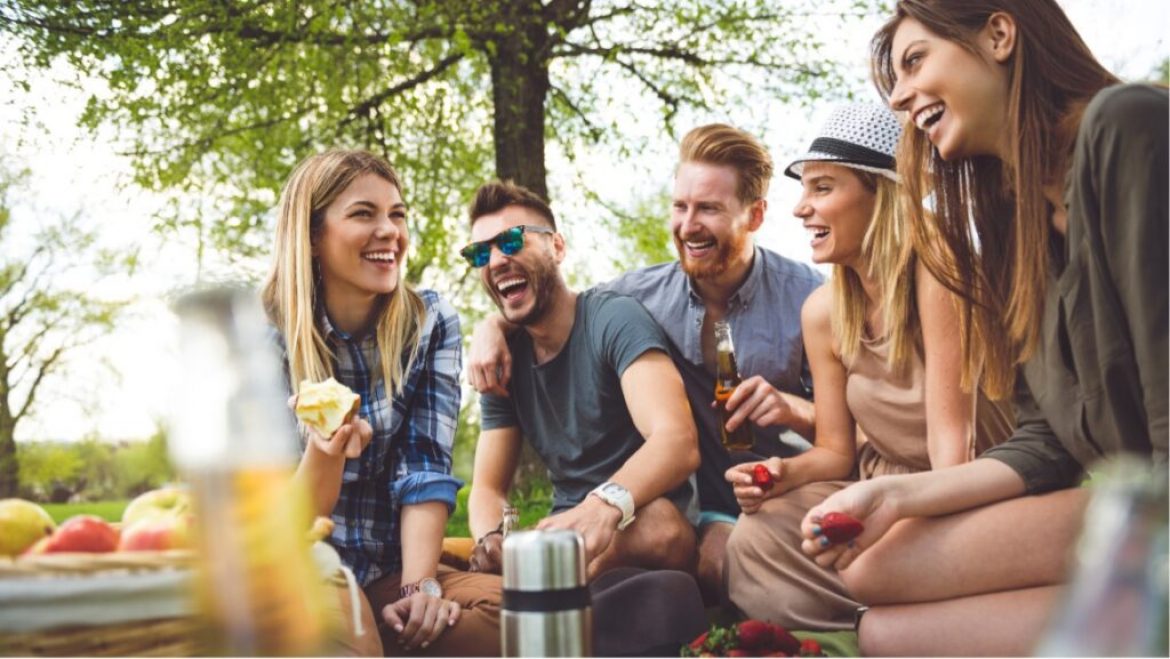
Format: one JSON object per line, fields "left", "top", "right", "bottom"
{"left": 800, "top": 478, "right": 902, "bottom": 571}
{"left": 288, "top": 395, "right": 373, "bottom": 459}
{"left": 725, "top": 458, "right": 783, "bottom": 514}
{"left": 381, "top": 592, "right": 462, "bottom": 651}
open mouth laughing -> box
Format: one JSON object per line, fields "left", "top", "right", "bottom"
{"left": 913, "top": 102, "right": 945, "bottom": 132}
{"left": 494, "top": 275, "right": 529, "bottom": 303}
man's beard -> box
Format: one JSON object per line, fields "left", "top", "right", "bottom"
{"left": 488, "top": 257, "right": 560, "bottom": 327}
{"left": 675, "top": 228, "right": 749, "bottom": 280}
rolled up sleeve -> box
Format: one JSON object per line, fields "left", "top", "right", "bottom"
{"left": 981, "top": 376, "right": 1084, "bottom": 494}
{"left": 390, "top": 297, "right": 465, "bottom": 513}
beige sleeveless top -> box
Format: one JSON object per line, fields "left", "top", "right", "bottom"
{"left": 846, "top": 333, "right": 1014, "bottom": 479}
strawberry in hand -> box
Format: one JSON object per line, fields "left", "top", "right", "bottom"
{"left": 751, "top": 464, "right": 774, "bottom": 492}
{"left": 819, "top": 512, "right": 864, "bottom": 545}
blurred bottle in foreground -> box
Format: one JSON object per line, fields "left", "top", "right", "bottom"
{"left": 1036, "top": 456, "right": 1168, "bottom": 657}
{"left": 170, "top": 287, "right": 328, "bottom": 656}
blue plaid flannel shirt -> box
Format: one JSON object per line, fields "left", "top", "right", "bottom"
{"left": 282, "top": 290, "right": 463, "bottom": 586}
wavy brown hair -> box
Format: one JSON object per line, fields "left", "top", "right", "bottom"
{"left": 871, "top": 0, "right": 1118, "bottom": 398}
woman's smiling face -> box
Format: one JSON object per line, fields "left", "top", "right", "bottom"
{"left": 314, "top": 173, "right": 408, "bottom": 308}
{"left": 887, "top": 15, "right": 1015, "bottom": 161}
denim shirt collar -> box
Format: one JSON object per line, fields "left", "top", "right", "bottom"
{"left": 684, "top": 245, "right": 764, "bottom": 312}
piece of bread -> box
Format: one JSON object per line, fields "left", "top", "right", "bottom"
{"left": 295, "top": 378, "right": 360, "bottom": 436}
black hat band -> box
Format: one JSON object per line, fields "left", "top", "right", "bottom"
{"left": 807, "top": 137, "right": 896, "bottom": 171}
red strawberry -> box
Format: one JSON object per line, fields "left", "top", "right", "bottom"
{"left": 751, "top": 464, "right": 774, "bottom": 491}
{"left": 769, "top": 623, "right": 801, "bottom": 655}
{"left": 820, "top": 512, "right": 864, "bottom": 544}
{"left": 737, "top": 620, "right": 774, "bottom": 650}
{"left": 688, "top": 631, "right": 709, "bottom": 651}
{"left": 727, "top": 651, "right": 751, "bottom": 657}
{"left": 799, "top": 638, "right": 823, "bottom": 656}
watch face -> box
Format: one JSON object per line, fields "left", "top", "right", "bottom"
{"left": 602, "top": 483, "right": 627, "bottom": 498}
{"left": 420, "top": 578, "right": 442, "bottom": 598}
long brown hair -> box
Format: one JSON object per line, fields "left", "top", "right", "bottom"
{"left": 871, "top": 0, "right": 1118, "bottom": 398}
{"left": 262, "top": 149, "right": 426, "bottom": 396}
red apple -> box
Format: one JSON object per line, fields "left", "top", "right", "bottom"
{"left": 44, "top": 515, "right": 120, "bottom": 553}
{"left": 119, "top": 514, "right": 193, "bottom": 551}
{"left": 122, "top": 487, "right": 192, "bottom": 526}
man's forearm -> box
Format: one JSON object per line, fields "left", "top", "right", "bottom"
{"left": 468, "top": 486, "right": 510, "bottom": 541}
{"left": 606, "top": 426, "right": 699, "bottom": 509}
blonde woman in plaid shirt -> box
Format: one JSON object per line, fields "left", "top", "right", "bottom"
{"left": 263, "top": 149, "right": 501, "bottom": 656}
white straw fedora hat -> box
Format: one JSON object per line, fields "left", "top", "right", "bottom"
{"left": 784, "top": 103, "right": 901, "bottom": 181}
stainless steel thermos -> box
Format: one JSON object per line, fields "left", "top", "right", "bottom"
{"left": 501, "top": 530, "right": 592, "bottom": 657}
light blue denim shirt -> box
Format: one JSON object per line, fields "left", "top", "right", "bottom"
{"left": 599, "top": 246, "right": 823, "bottom": 516}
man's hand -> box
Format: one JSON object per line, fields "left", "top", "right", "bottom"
{"left": 289, "top": 395, "right": 373, "bottom": 459}
{"left": 725, "top": 457, "right": 783, "bottom": 514}
{"left": 467, "top": 316, "right": 513, "bottom": 396}
{"left": 536, "top": 495, "right": 622, "bottom": 564}
{"left": 381, "top": 592, "right": 461, "bottom": 651}
{"left": 468, "top": 532, "right": 504, "bottom": 574}
{"left": 716, "top": 375, "right": 798, "bottom": 432}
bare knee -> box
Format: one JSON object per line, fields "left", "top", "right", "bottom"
{"left": 621, "top": 498, "right": 695, "bottom": 570}
{"left": 696, "top": 522, "right": 732, "bottom": 604}
{"left": 857, "top": 606, "right": 896, "bottom": 657}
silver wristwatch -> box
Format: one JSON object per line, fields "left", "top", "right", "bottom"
{"left": 590, "top": 481, "right": 636, "bottom": 530}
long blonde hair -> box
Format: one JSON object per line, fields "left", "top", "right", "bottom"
{"left": 871, "top": 0, "right": 1119, "bottom": 398}
{"left": 262, "top": 149, "right": 426, "bottom": 395}
{"left": 831, "top": 171, "right": 918, "bottom": 371}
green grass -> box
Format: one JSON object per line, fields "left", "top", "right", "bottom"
{"left": 444, "top": 484, "right": 552, "bottom": 538}
{"left": 42, "top": 501, "right": 128, "bottom": 524}
{"left": 39, "top": 486, "right": 549, "bottom": 536}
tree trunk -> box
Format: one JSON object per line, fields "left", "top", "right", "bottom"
{"left": 0, "top": 413, "right": 17, "bottom": 498}
{"left": 488, "top": 33, "right": 551, "bottom": 200}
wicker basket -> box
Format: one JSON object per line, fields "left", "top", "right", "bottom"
{"left": 0, "top": 551, "right": 204, "bottom": 657}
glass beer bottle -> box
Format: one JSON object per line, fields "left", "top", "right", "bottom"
{"left": 714, "top": 320, "right": 754, "bottom": 452}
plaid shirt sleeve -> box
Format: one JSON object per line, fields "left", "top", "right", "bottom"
{"left": 389, "top": 292, "right": 464, "bottom": 512}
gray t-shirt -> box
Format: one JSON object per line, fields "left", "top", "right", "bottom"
{"left": 481, "top": 289, "right": 696, "bottom": 517}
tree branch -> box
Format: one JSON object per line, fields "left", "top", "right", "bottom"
{"left": 13, "top": 344, "right": 64, "bottom": 424}
{"left": 339, "top": 52, "right": 464, "bottom": 129}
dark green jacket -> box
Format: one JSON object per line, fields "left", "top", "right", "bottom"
{"left": 983, "top": 84, "right": 1168, "bottom": 493}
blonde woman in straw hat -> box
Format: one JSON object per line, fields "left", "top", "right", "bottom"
{"left": 723, "top": 104, "right": 1012, "bottom": 631}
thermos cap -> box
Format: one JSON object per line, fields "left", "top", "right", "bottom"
{"left": 502, "top": 530, "right": 586, "bottom": 591}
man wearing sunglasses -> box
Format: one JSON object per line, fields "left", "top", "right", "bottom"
{"left": 464, "top": 180, "right": 701, "bottom": 580}
{"left": 467, "top": 125, "right": 822, "bottom": 603}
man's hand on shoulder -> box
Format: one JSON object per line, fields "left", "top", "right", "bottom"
{"left": 536, "top": 495, "right": 622, "bottom": 564}
{"left": 468, "top": 314, "right": 514, "bottom": 396}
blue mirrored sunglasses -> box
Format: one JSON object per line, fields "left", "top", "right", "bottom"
{"left": 460, "top": 225, "right": 555, "bottom": 268}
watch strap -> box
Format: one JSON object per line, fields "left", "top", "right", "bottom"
{"left": 399, "top": 577, "right": 441, "bottom": 599}
{"left": 590, "top": 482, "right": 636, "bottom": 530}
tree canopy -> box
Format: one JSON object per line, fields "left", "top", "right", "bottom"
{"left": 1, "top": 0, "right": 876, "bottom": 289}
